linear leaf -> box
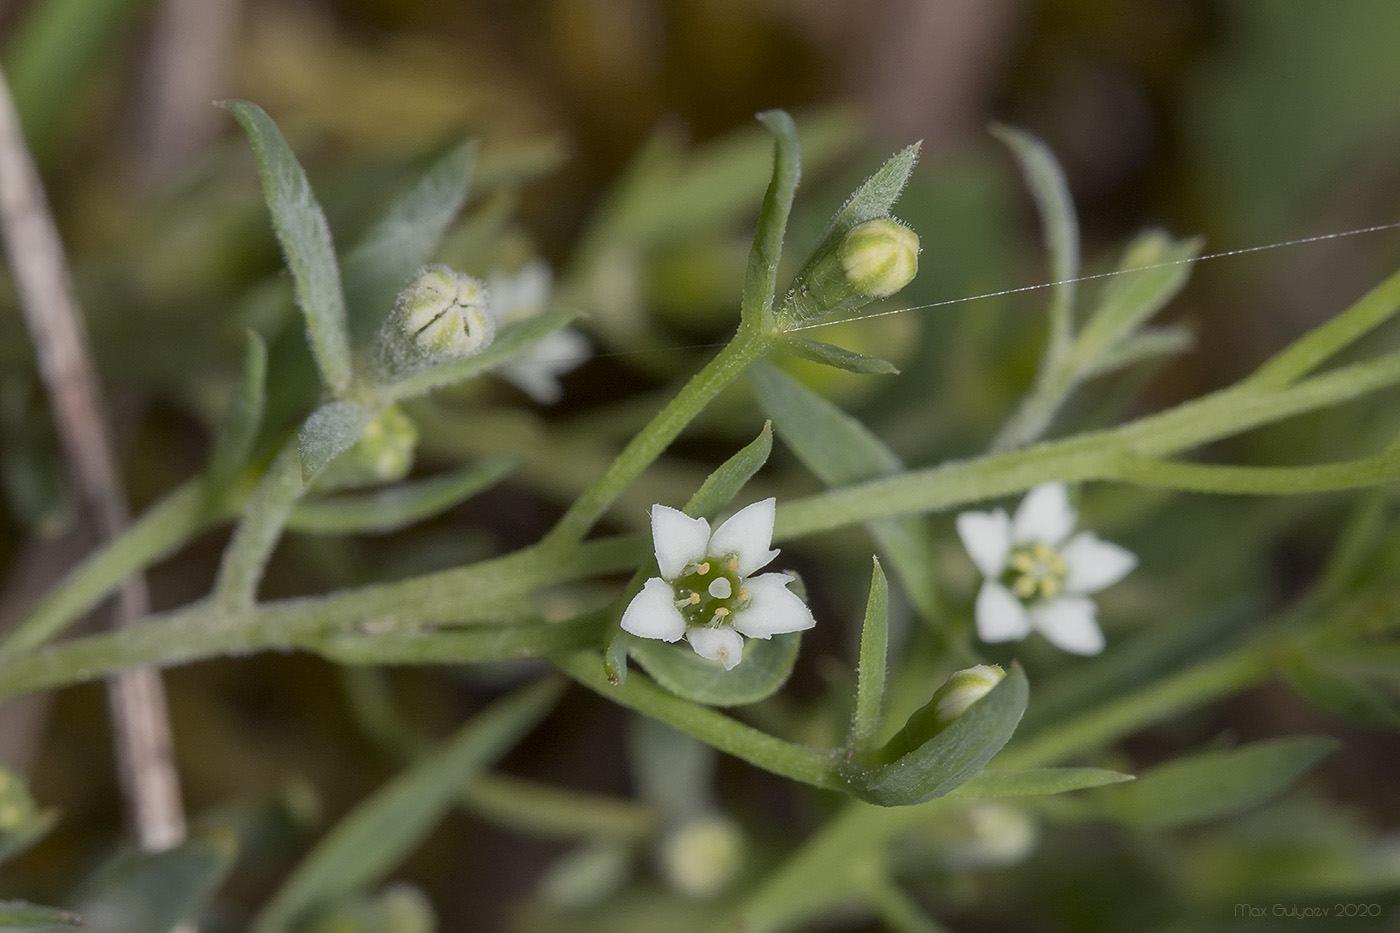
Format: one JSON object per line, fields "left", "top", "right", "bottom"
{"left": 952, "top": 767, "right": 1133, "bottom": 799}
{"left": 221, "top": 100, "right": 353, "bottom": 395}
{"left": 781, "top": 336, "right": 900, "bottom": 375}
{"left": 297, "top": 401, "right": 373, "bottom": 482}
{"left": 1074, "top": 230, "right": 1201, "bottom": 367}
{"left": 741, "top": 110, "right": 800, "bottom": 329}
{"left": 252, "top": 678, "right": 562, "bottom": 933}
{"left": 848, "top": 559, "right": 890, "bottom": 759}
{"left": 0, "top": 901, "right": 82, "bottom": 928}
{"left": 287, "top": 458, "right": 515, "bottom": 535}
{"left": 206, "top": 330, "right": 267, "bottom": 492}
{"left": 684, "top": 422, "right": 773, "bottom": 521}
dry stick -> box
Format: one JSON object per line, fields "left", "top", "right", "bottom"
{"left": 0, "top": 68, "right": 186, "bottom": 851}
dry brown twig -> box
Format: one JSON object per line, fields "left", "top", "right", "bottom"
{"left": 0, "top": 66, "right": 186, "bottom": 852}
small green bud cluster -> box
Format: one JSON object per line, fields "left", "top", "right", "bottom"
{"left": 314, "top": 404, "right": 418, "bottom": 491}
{"left": 779, "top": 216, "right": 920, "bottom": 326}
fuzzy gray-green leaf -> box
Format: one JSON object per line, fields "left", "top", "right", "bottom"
{"left": 221, "top": 100, "right": 354, "bottom": 396}
{"left": 297, "top": 401, "right": 373, "bottom": 482}
{"left": 206, "top": 330, "right": 267, "bottom": 493}
{"left": 742, "top": 110, "right": 800, "bottom": 329}
{"left": 952, "top": 767, "right": 1134, "bottom": 799}
{"left": 1073, "top": 230, "right": 1201, "bottom": 368}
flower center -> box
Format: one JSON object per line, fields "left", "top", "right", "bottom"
{"left": 1002, "top": 542, "right": 1067, "bottom": 602}
{"left": 672, "top": 555, "right": 751, "bottom": 626}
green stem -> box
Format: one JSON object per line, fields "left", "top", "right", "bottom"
{"left": 213, "top": 440, "right": 305, "bottom": 611}
{"left": 541, "top": 330, "right": 769, "bottom": 550}
{"left": 554, "top": 650, "right": 844, "bottom": 790}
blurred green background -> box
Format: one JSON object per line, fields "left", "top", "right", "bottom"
{"left": 2, "top": 1, "right": 1400, "bottom": 930}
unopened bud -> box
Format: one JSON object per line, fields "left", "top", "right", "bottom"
{"left": 657, "top": 813, "right": 745, "bottom": 899}
{"left": 314, "top": 404, "right": 417, "bottom": 491}
{"left": 931, "top": 664, "right": 1006, "bottom": 725}
{"left": 839, "top": 217, "right": 919, "bottom": 298}
{"left": 396, "top": 265, "right": 494, "bottom": 358}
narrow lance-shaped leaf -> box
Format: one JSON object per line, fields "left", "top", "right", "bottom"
{"left": 1072, "top": 230, "right": 1201, "bottom": 368}
{"left": 297, "top": 401, "right": 373, "bottom": 483}
{"left": 780, "top": 336, "right": 899, "bottom": 375}
{"left": 847, "top": 558, "right": 889, "bottom": 760}
{"left": 991, "top": 123, "right": 1078, "bottom": 355}
{"left": 951, "top": 767, "right": 1134, "bottom": 800}
{"left": 0, "top": 901, "right": 82, "bottom": 928}
{"left": 1096, "top": 736, "right": 1337, "bottom": 829}
{"left": 684, "top": 421, "right": 774, "bottom": 521}
{"left": 1283, "top": 654, "right": 1400, "bottom": 728}
{"left": 252, "top": 678, "right": 563, "bottom": 933}
{"left": 287, "top": 457, "right": 516, "bottom": 535}
{"left": 205, "top": 330, "right": 267, "bottom": 494}
{"left": 221, "top": 100, "right": 354, "bottom": 396}
{"left": 628, "top": 632, "right": 803, "bottom": 708}
{"left": 342, "top": 140, "right": 477, "bottom": 341}
{"left": 742, "top": 110, "right": 800, "bottom": 330}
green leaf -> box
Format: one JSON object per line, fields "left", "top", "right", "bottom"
{"left": 0, "top": 901, "right": 81, "bottom": 928}
{"left": 750, "top": 362, "right": 940, "bottom": 620}
{"left": 252, "top": 678, "right": 562, "bottom": 933}
{"left": 1073, "top": 230, "right": 1202, "bottom": 368}
{"left": 287, "top": 458, "right": 515, "bottom": 535}
{"left": 853, "top": 665, "right": 1028, "bottom": 806}
{"left": 683, "top": 422, "right": 773, "bottom": 521}
{"left": 71, "top": 830, "right": 238, "bottom": 933}
{"left": 310, "top": 618, "right": 603, "bottom": 665}
{"left": 205, "top": 330, "right": 268, "bottom": 493}
{"left": 1283, "top": 654, "right": 1400, "bottom": 728}
{"left": 628, "top": 633, "right": 801, "bottom": 708}
{"left": 302, "top": 884, "right": 435, "bottom": 933}
{"left": 221, "top": 100, "right": 354, "bottom": 396}
{"left": 342, "top": 141, "right": 477, "bottom": 341}
{"left": 848, "top": 559, "right": 890, "bottom": 759}
{"left": 780, "top": 336, "right": 899, "bottom": 375}
{"left": 382, "top": 309, "right": 583, "bottom": 401}
{"left": 1080, "top": 324, "right": 1194, "bottom": 378}
{"left": 0, "top": 768, "right": 54, "bottom": 866}
{"left": 297, "top": 401, "right": 373, "bottom": 482}
{"left": 742, "top": 110, "right": 800, "bottom": 330}
{"left": 1098, "top": 736, "right": 1337, "bottom": 829}
{"left": 990, "top": 124, "right": 1079, "bottom": 352}
{"left": 951, "top": 767, "right": 1134, "bottom": 799}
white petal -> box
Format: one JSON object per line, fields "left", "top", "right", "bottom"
{"left": 499, "top": 330, "right": 590, "bottom": 404}
{"left": 974, "top": 581, "right": 1032, "bottom": 643}
{"left": 686, "top": 627, "right": 745, "bottom": 670}
{"left": 620, "top": 578, "right": 688, "bottom": 642}
{"left": 730, "top": 573, "right": 815, "bottom": 638}
{"left": 1012, "top": 482, "right": 1077, "bottom": 546}
{"left": 1060, "top": 532, "right": 1137, "bottom": 594}
{"left": 708, "top": 498, "right": 779, "bottom": 577}
{"left": 652, "top": 505, "right": 711, "bottom": 580}
{"left": 956, "top": 509, "right": 1012, "bottom": 577}
{"left": 1029, "top": 596, "right": 1105, "bottom": 655}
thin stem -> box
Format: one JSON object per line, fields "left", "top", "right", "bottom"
{"left": 213, "top": 439, "right": 304, "bottom": 611}
{"left": 541, "top": 330, "right": 770, "bottom": 550}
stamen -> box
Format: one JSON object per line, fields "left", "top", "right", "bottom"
{"left": 688, "top": 592, "right": 701, "bottom": 605}
{"left": 738, "top": 588, "right": 750, "bottom": 602}
{"left": 1013, "top": 576, "right": 1037, "bottom": 599}
{"left": 726, "top": 558, "right": 739, "bottom": 571}
{"left": 697, "top": 561, "right": 711, "bottom": 575}
{"left": 1041, "top": 578, "right": 1061, "bottom": 598}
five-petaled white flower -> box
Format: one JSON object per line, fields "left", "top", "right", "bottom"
{"left": 621, "top": 498, "right": 816, "bottom": 670}
{"left": 956, "top": 482, "right": 1136, "bottom": 656}
{"left": 487, "top": 260, "right": 590, "bottom": 404}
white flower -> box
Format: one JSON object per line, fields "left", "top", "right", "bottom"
{"left": 956, "top": 482, "right": 1136, "bottom": 656}
{"left": 487, "top": 260, "right": 590, "bottom": 404}
{"left": 621, "top": 498, "right": 816, "bottom": 670}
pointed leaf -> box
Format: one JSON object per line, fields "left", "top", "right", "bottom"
{"left": 848, "top": 559, "right": 890, "bottom": 758}
{"left": 1098, "top": 736, "right": 1337, "bottom": 829}
{"left": 0, "top": 901, "right": 82, "bottom": 928}
{"left": 991, "top": 124, "right": 1078, "bottom": 349}
{"left": 221, "top": 100, "right": 353, "bottom": 395}
{"left": 252, "top": 678, "right": 562, "bottom": 933}
{"left": 287, "top": 458, "right": 515, "bottom": 535}
{"left": 72, "top": 830, "right": 238, "bottom": 933}
{"left": 1283, "top": 654, "right": 1400, "bottom": 729}
{"left": 1074, "top": 230, "right": 1201, "bottom": 367}
{"left": 854, "top": 665, "right": 1028, "bottom": 806}
{"left": 781, "top": 336, "right": 899, "bottom": 375}
{"left": 683, "top": 422, "right": 773, "bottom": 521}
{"left": 1080, "top": 324, "right": 1194, "bottom": 378}
{"left": 206, "top": 330, "right": 268, "bottom": 492}
{"left": 297, "top": 401, "right": 373, "bottom": 482}
{"left": 628, "top": 633, "right": 801, "bottom": 708}
{"left": 741, "top": 110, "right": 800, "bottom": 329}
{"left": 751, "top": 362, "right": 940, "bottom": 620}
{"left": 952, "top": 767, "right": 1134, "bottom": 799}
{"left": 342, "top": 141, "right": 477, "bottom": 341}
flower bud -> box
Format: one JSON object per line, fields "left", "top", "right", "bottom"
{"left": 394, "top": 265, "right": 494, "bottom": 358}
{"left": 313, "top": 404, "right": 417, "bottom": 491}
{"left": 839, "top": 217, "right": 919, "bottom": 298}
{"left": 931, "top": 664, "right": 1006, "bottom": 726}
{"left": 657, "top": 813, "right": 745, "bottom": 899}
{"left": 778, "top": 215, "right": 919, "bottom": 326}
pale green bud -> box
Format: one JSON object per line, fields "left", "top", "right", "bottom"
{"left": 657, "top": 813, "right": 745, "bottom": 899}
{"left": 313, "top": 405, "right": 417, "bottom": 491}
{"left": 839, "top": 217, "right": 919, "bottom": 298}
{"left": 931, "top": 664, "right": 1006, "bottom": 725}
{"left": 396, "top": 265, "right": 494, "bottom": 358}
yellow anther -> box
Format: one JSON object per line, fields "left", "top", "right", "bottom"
{"left": 714, "top": 607, "right": 729, "bottom": 618}
{"left": 1013, "top": 576, "right": 1037, "bottom": 599}
{"left": 1040, "top": 577, "right": 1061, "bottom": 598}
{"left": 697, "top": 562, "right": 711, "bottom": 575}
{"left": 727, "top": 558, "right": 739, "bottom": 571}
{"left": 689, "top": 592, "right": 702, "bottom": 604}
{"left": 1010, "top": 553, "right": 1036, "bottom": 573}
{"left": 738, "top": 588, "right": 750, "bottom": 601}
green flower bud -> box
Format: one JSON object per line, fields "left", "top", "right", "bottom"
{"left": 657, "top": 813, "right": 745, "bottom": 899}
{"left": 313, "top": 405, "right": 417, "bottom": 491}
{"left": 931, "top": 664, "right": 1006, "bottom": 725}
{"left": 395, "top": 264, "right": 494, "bottom": 358}
{"left": 839, "top": 217, "right": 919, "bottom": 298}
{"left": 778, "top": 215, "right": 920, "bottom": 326}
